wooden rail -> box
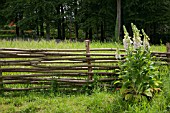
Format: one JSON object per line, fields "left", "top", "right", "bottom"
{"left": 0, "top": 41, "right": 170, "bottom": 93}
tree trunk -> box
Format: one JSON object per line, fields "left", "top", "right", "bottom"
{"left": 18, "top": 12, "right": 24, "bottom": 37}
{"left": 96, "top": 26, "right": 99, "bottom": 40}
{"left": 153, "top": 22, "right": 156, "bottom": 35}
{"left": 89, "top": 28, "right": 92, "bottom": 40}
{"left": 46, "top": 21, "right": 50, "bottom": 40}
{"left": 39, "top": 7, "right": 44, "bottom": 37}
{"left": 61, "top": 5, "right": 65, "bottom": 40}
{"left": 19, "top": 12, "right": 24, "bottom": 37}
{"left": 74, "top": 0, "right": 79, "bottom": 39}
{"left": 85, "top": 30, "right": 88, "bottom": 39}
{"left": 16, "top": 26, "right": 20, "bottom": 37}
{"left": 15, "top": 15, "right": 19, "bottom": 37}
{"left": 75, "top": 23, "right": 79, "bottom": 39}
{"left": 145, "top": 24, "right": 150, "bottom": 36}
{"left": 57, "top": 6, "right": 62, "bottom": 39}
{"left": 35, "top": 10, "right": 39, "bottom": 36}
{"left": 40, "top": 19, "right": 44, "bottom": 37}
{"left": 117, "top": 0, "right": 121, "bottom": 40}
{"left": 101, "top": 21, "right": 104, "bottom": 42}
{"left": 36, "top": 24, "right": 39, "bottom": 36}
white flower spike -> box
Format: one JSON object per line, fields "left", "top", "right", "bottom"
{"left": 131, "top": 23, "right": 142, "bottom": 50}
{"left": 142, "top": 29, "right": 150, "bottom": 50}
{"left": 123, "top": 25, "right": 133, "bottom": 50}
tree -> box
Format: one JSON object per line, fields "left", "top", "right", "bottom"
{"left": 1, "top": 0, "right": 170, "bottom": 43}
{"left": 116, "top": 0, "right": 121, "bottom": 41}
{"left": 0, "top": 0, "right": 7, "bottom": 28}
{"left": 77, "top": 0, "right": 116, "bottom": 41}
{"left": 122, "top": 0, "right": 170, "bottom": 34}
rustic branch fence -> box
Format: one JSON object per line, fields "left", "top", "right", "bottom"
{"left": 0, "top": 41, "right": 170, "bottom": 93}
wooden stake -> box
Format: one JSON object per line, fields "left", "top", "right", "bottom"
{"left": 0, "top": 66, "right": 3, "bottom": 94}
{"left": 85, "top": 40, "right": 93, "bottom": 80}
{"left": 166, "top": 43, "right": 170, "bottom": 63}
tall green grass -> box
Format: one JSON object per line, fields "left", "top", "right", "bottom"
{"left": 0, "top": 39, "right": 120, "bottom": 49}
{"left": 0, "top": 39, "right": 166, "bottom": 52}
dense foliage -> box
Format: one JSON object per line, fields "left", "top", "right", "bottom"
{"left": 0, "top": 0, "right": 170, "bottom": 43}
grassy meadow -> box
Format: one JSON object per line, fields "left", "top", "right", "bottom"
{"left": 0, "top": 39, "right": 167, "bottom": 52}
{"left": 0, "top": 39, "right": 170, "bottom": 113}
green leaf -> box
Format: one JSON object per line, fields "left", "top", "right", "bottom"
{"left": 124, "top": 94, "right": 133, "bottom": 100}
{"left": 154, "top": 81, "right": 162, "bottom": 86}
{"left": 144, "top": 89, "right": 152, "bottom": 97}
{"left": 114, "top": 80, "right": 121, "bottom": 85}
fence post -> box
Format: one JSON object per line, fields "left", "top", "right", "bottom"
{"left": 166, "top": 43, "right": 170, "bottom": 64}
{"left": 0, "top": 66, "right": 3, "bottom": 95}
{"left": 85, "top": 40, "right": 93, "bottom": 80}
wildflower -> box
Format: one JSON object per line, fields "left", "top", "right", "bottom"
{"left": 142, "top": 29, "right": 150, "bottom": 50}
{"left": 123, "top": 25, "right": 133, "bottom": 50}
{"left": 131, "top": 23, "right": 142, "bottom": 49}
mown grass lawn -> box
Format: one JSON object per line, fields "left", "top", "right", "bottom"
{"left": 0, "top": 39, "right": 169, "bottom": 113}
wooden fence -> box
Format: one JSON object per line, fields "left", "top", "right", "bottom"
{"left": 0, "top": 40, "right": 170, "bottom": 93}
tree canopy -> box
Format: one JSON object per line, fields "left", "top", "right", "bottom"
{"left": 0, "top": 0, "right": 170, "bottom": 44}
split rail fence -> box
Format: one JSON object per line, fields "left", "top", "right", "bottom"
{"left": 0, "top": 41, "right": 170, "bottom": 93}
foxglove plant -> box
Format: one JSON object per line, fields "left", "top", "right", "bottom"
{"left": 115, "top": 24, "right": 161, "bottom": 102}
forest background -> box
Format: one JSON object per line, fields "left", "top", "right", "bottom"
{"left": 0, "top": 0, "right": 170, "bottom": 44}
